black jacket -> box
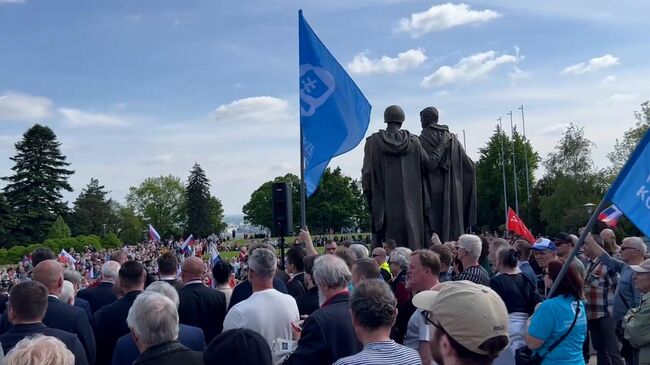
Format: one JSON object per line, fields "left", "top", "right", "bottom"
{"left": 75, "top": 297, "right": 94, "bottom": 328}
{"left": 0, "top": 323, "right": 89, "bottom": 365}
{"left": 178, "top": 283, "right": 226, "bottom": 343}
{"left": 160, "top": 279, "right": 184, "bottom": 293}
{"left": 77, "top": 282, "right": 118, "bottom": 314}
{"left": 296, "top": 286, "right": 319, "bottom": 316}
{"left": 94, "top": 290, "right": 141, "bottom": 365}
{"left": 133, "top": 341, "right": 202, "bottom": 365}
{"left": 286, "top": 273, "right": 306, "bottom": 299}
{"left": 285, "top": 292, "right": 361, "bottom": 365}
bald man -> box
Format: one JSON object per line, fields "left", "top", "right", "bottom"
{"left": 93, "top": 261, "right": 145, "bottom": 365}
{"left": 178, "top": 257, "right": 227, "bottom": 343}
{"left": 0, "top": 260, "right": 96, "bottom": 365}
{"left": 372, "top": 247, "right": 392, "bottom": 282}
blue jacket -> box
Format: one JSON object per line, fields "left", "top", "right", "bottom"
{"left": 0, "top": 323, "right": 89, "bottom": 365}
{"left": 599, "top": 252, "right": 641, "bottom": 322}
{"left": 111, "top": 324, "right": 205, "bottom": 365}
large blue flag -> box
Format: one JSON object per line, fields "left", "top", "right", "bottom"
{"left": 608, "top": 129, "right": 650, "bottom": 237}
{"left": 299, "top": 10, "right": 371, "bottom": 196}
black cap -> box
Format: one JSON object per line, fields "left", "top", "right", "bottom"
{"left": 552, "top": 232, "right": 572, "bottom": 244}
{"left": 204, "top": 329, "right": 273, "bottom": 365}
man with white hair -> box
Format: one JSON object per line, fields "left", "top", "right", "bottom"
{"left": 350, "top": 244, "right": 369, "bottom": 260}
{"left": 286, "top": 254, "right": 362, "bottom": 365}
{"left": 77, "top": 261, "right": 120, "bottom": 313}
{"left": 223, "top": 247, "right": 299, "bottom": 364}
{"left": 126, "top": 291, "right": 202, "bottom": 365}
{"left": 112, "top": 281, "right": 205, "bottom": 365}
{"left": 64, "top": 270, "right": 93, "bottom": 326}
{"left": 588, "top": 235, "right": 646, "bottom": 365}
{"left": 4, "top": 335, "right": 75, "bottom": 365}
{"left": 453, "top": 234, "right": 490, "bottom": 286}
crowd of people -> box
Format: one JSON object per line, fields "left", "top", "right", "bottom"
{"left": 0, "top": 227, "right": 648, "bottom": 365}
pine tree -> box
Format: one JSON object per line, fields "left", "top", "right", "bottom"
{"left": 185, "top": 163, "right": 212, "bottom": 237}
{"left": 47, "top": 215, "right": 72, "bottom": 239}
{"left": 0, "top": 193, "right": 15, "bottom": 247}
{"left": 2, "top": 124, "right": 74, "bottom": 244}
{"left": 70, "top": 178, "right": 115, "bottom": 236}
{"left": 208, "top": 195, "right": 226, "bottom": 234}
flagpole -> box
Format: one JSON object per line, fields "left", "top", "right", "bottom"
{"left": 299, "top": 122, "right": 307, "bottom": 229}
{"left": 519, "top": 105, "right": 531, "bottom": 204}
{"left": 508, "top": 111, "right": 520, "bottom": 215}
{"left": 498, "top": 117, "right": 509, "bottom": 238}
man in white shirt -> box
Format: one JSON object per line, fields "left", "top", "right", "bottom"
{"left": 223, "top": 246, "right": 299, "bottom": 364}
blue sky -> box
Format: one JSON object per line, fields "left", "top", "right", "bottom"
{"left": 1, "top": 0, "right": 649, "bottom": 214}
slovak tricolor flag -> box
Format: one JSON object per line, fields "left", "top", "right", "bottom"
{"left": 181, "top": 234, "right": 195, "bottom": 253}
{"left": 148, "top": 224, "right": 161, "bottom": 242}
{"left": 598, "top": 204, "right": 623, "bottom": 228}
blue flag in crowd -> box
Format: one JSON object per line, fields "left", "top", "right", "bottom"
{"left": 299, "top": 10, "right": 371, "bottom": 196}
{"left": 608, "top": 130, "right": 650, "bottom": 237}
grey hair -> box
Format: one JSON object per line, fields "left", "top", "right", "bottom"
{"left": 350, "top": 279, "right": 397, "bottom": 329}
{"left": 248, "top": 247, "right": 277, "bottom": 279}
{"left": 313, "top": 254, "right": 351, "bottom": 290}
{"left": 101, "top": 261, "right": 121, "bottom": 282}
{"left": 458, "top": 234, "right": 482, "bottom": 258}
{"left": 146, "top": 281, "right": 180, "bottom": 308}
{"left": 350, "top": 244, "right": 369, "bottom": 259}
{"left": 389, "top": 247, "right": 412, "bottom": 270}
{"left": 126, "top": 291, "right": 179, "bottom": 348}
{"left": 624, "top": 237, "right": 647, "bottom": 256}
{"left": 63, "top": 270, "right": 82, "bottom": 286}
{"left": 59, "top": 281, "right": 75, "bottom": 305}
{"left": 5, "top": 334, "right": 74, "bottom": 365}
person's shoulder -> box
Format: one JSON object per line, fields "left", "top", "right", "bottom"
{"left": 42, "top": 327, "right": 78, "bottom": 342}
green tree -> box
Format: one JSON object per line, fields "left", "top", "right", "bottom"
{"left": 243, "top": 174, "right": 300, "bottom": 232}
{"left": 126, "top": 175, "right": 186, "bottom": 238}
{"left": 538, "top": 124, "right": 606, "bottom": 233}
{"left": 208, "top": 195, "right": 227, "bottom": 234}
{"left": 70, "top": 178, "right": 116, "bottom": 236}
{"left": 608, "top": 101, "right": 650, "bottom": 175}
{"left": 0, "top": 193, "right": 14, "bottom": 248}
{"left": 2, "top": 124, "right": 74, "bottom": 244}
{"left": 185, "top": 163, "right": 212, "bottom": 237}
{"left": 476, "top": 125, "right": 539, "bottom": 231}
{"left": 48, "top": 215, "right": 72, "bottom": 239}
{"left": 307, "top": 168, "right": 364, "bottom": 233}
{"left": 116, "top": 206, "right": 145, "bottom": 244}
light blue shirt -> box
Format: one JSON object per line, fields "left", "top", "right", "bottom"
{"left": 528, "top": 295, "right": 587, "bottom": 365}
{"left": 599, "top": 252, "right": 641, "bottom": 322}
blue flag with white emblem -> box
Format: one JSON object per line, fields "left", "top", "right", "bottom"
{"left": 608, "top": 129, "right": 650, "bottom": 237}
{"left": 299, "top": 10, "right": 371, "bottom": 196}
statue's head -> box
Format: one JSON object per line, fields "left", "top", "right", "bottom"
{"left": 384, "top": 105, "right": 405, "bottom": 125}
{"left": 420, "top": 107, "right": 439, "bottom": 128}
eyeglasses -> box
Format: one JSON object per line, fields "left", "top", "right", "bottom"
{"left": 621, "top": 247, "right": 637, "bottom": 251}
{"left": 421, "top": 310, "right": 436, "bottom": 326}
{"left": 372, "top": 254, "right": 382, "bottom": 257}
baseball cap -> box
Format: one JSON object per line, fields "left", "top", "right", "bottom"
{"left": 552, "top": 232, "right": 572, "bottom": 245}
{"left": 532, "top": 238, "right": 557, "bottom": 252}
{"left": 630, "top": 259, "right": 650, "bottom": 273}
{"left": 412, "top": 280, "right": 509, "bottom": 356}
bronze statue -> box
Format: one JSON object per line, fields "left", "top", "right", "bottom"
{"left": 361, "top": 105, "right": 429, "bottom": 250}
{"left": 419, "top": 107, "right": 477, "bottom": 242}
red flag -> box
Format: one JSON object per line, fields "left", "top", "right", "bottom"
{"left": 507, "top": 208, "right": 536, "bottom": 244}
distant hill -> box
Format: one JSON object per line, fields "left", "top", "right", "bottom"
{"left": 224, "top": 214, "right": 245, "bottom": 225}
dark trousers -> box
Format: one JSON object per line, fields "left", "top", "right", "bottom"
{"left": 589, "top": 317, "right": 624, "bottom": 365}
{"left": 616, "top": 322, "right": 638, "bottom": 365}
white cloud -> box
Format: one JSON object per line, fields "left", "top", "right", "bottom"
{"left": 347, "top": 48, "right": 427, "bottom": 75}
{"left": 561, "top": 54, "right": 619, "bottom": 75}
{"left": 211, "top": 96, "right": 291, "bottom": 123}
{"left": 0, "top": 91, "right": 54, "bottom": 122}
{"left": 601, "top": 75, "right": 616, "bottom": 85}
{"left": 608, "top": 93, "right": 638, "bottom": 102}
{"left": 125, "top": 14, "right": 142, "bottom": 23}
{"left": 58, "top": 108, "right": 130, "bottom": 127}
{"left": 397, "top": 3, "right": 500, "bottom": 37}
{"left": 421, "top": 50, "right": 517, "bottom": 87}
{"left": 510, "top": 66, "right": 529, "bottom": 81}
{"left": 539, "top": 123, "right": 569, "bottom": 136}
{"left": 0, "top": 0, "right": 25, "bottom": 4}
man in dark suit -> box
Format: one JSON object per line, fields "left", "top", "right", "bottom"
{"left": 0, "top": 281, "right": 89, "bottom": 365}
{"left": 285, "top": 255, "right": 362, "bottom": 365}
{"left": 178, "top": 256, "right": 226, "bottom": 343}
{"left": 94, "top": 261, "right": 145, "bottom": 365}
{"left": 111, "top": 281, "right": 205, "bottom": 365}
{"left": 286, "top": 246, "right": 307, "bottom": 299}
{"left": 156, "top": 252, "right": 183, "bottom": 292}
{"left": 77, "top": 261, "right": 120, "bottom": 314}
{"left": 64, "top": 269, "right": 95, "bottom": 327}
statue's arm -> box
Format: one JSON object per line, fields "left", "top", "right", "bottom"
{"left": 361, "top": 140, "right": 373, "bottom": 210}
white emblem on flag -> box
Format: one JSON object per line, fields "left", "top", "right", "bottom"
{"left": 299, "top": 64, "right": 335, "bottom": 117}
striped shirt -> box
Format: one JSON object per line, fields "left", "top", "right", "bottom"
{"left": 333, "top": 340, "right": 422, "bottom": 365}
{"left": 454, "top": 265, "right": 490, "bottom": 286}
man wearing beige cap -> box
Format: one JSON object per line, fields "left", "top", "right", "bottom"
{"left": 412, "top": 280, "right": 510, "bottom": 365}
{"left": 623, "top": 259, "right": 650, "bottom": 365}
